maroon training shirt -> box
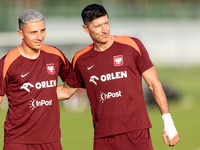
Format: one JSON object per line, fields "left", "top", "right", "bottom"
{"left": 66, "top": 36, "right": 154, "bottom": 139}
{"left": 0, "top": 44, "right": 70, "bottom": 144}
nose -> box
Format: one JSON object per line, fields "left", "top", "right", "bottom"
{"left": 102, "top": 25, "right": 107, "bottom": 33}
{"left": 37, "top": 32, "right": 43, "bottom": 40}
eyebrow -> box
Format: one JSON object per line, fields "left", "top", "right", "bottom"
{"left": 29, "top": 28, "right": 46, "bottom": 33}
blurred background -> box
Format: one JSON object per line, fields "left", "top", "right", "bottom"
{"left": 0, "top": 0, "right": 200, "bottom": 149}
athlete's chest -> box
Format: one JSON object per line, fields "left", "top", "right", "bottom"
{"left": 6, "top": 54, "right": 59, "bottom": 92}
{"left": 76, "top": 46, "right": 137, "bottom": 85}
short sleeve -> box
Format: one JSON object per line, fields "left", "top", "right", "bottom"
{"left": 133, "top": 38, "right": 154, "bottom": 74}
{"left": 58, "top": 51, "right": 71, "bottom": 82}
{"left": 65, "top": 57, "right": 85, "bottom": 88}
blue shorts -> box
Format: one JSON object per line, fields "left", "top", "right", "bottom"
{"left": 94, "top": 128, "right": 153, "bottom": 150}
{"left": 3, "top": 140, "right": 62, "bottom": 150}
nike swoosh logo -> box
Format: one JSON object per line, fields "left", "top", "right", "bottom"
{"left": 21, "top": 72, "right": 29, "bottom": 78}
{"left": 87, "top": 65, "right": 95, "bottom": 70}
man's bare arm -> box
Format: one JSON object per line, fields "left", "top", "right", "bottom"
{"left": 142, "top": 66, "right": 179, "bottom": 147}
{"left": 57, "top": 82, "right": 79, "bottom": 100}
{"left": 142, "top": 66, "right": 169, "bottom": 114}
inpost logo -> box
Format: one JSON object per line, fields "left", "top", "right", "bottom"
{"left": 30, "top": 98, "right": 52, "bottom": 110}
{"left": 99, "top": 90, "right": 122, "bottom": 103}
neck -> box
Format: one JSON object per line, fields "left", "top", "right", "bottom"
{"left": 19, "top": 44, "right": 40, "bottom": 59}
{"left": 94, "top": 36, "right": 114, "bottom": 52}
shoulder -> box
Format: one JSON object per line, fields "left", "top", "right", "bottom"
{"left": 1, "top": 47, "right": 21, "bottom": 80}
{"left": 3, "top": 47, "right": 21, "bottom": 66}
{"left": 41, "top": 44, "right": 67, "bottom": 63}
{"left": 75, "top": 44, "right": 93, "bottom": 58}
{"left": 72, "top": 44, "right": 93, "bottom": 68}
{"left": 41, "top": 44, "right": 61, "bottom": 54}
{"left": 5, "top": 47, "right": 21, "bottom": 60}
{"left": 114, "top": 36, "right": 141, "bottom": 55}
{"left": 74, "top": 44, "right": 93, "bottom": 61}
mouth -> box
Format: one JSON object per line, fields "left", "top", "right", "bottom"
{"left": 101, "top": 34, "right": 108, "bottom": 38}
{"left": 35, "top": 41, "right": 43, "bottom": 46}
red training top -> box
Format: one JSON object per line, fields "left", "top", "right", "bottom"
{"left": 0, "top": 44, "right": 70, "bottom": 144}
{"left": 66, "top": 36, "right": 154, "bottom": 139}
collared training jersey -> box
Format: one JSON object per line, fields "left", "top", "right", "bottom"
{"left": 0, "top": 44, "right": 70, "bottom": 144}
{"left": 66, "top": 36, "right": 154, "bottom": 139}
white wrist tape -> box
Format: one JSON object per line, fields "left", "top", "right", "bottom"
{"left": 162, "top": 113, "right": 178, "bottom": 140}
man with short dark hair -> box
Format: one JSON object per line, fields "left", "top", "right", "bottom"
{"left": 63, "top": 4, "right": 179, "bottom": 150}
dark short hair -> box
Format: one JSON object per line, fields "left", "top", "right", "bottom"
{"left": 81, "top": 4, "right": 108, "bottom": 26}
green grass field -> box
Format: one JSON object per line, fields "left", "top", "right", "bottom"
{"left": 0, "top": 67, "right": 199, "bottom": 150}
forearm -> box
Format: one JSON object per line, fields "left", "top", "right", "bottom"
{"left": 148, "top": 80, "right": 169, "bottom": 115}
{"left": 57, "top": 82, "right": 79, "bottom": 100}
{"left": 150, "top": 81, "right": 178, "bottom": 142}
{"left": 142, "top": 67, "right": 179, "bottom": 145}
{"left": 142, "top": 67, "right": 170, "bottom": 114}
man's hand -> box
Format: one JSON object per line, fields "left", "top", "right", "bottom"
{"left": 57, "top": 82, "right": 79, "bottom": 100}
{"left": 162, "top": 113, "right": 179, "bottom": 146}
{"left": 163, "top": 131, "right": 179, "bottom": 146}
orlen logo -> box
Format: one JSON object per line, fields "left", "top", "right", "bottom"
{"left": 113, "top": 55, "right": 123, "bottom": 66}
{"left": 99, "top": 90, "right": 122, "bottom": 103}
{"left": 20, "top": 80, "right": 56, "bottom": 93}
{"left": 30, "top": 98, "right": 52, "bottom": 110}
{"left": 89, "top": 71, "right": 127, "bottom": 85}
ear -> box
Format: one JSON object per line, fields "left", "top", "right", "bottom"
{"left": 82, "top": 25, "right": 89, "bottom": 34}
{"left": 18, "top": 30, "right": 24, "bottom": 40}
